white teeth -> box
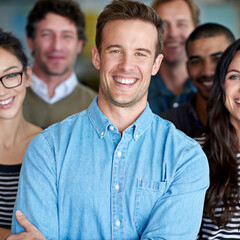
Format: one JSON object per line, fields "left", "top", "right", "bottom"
{"left": 203, "top": 81, "right": 213, "bottom": 87}
{"left": 114, "top": 77, "right": 136, "bottom": 84}
{"left": 236, "top": 99, "right": 240, "bottom": 104}
{"left": 166, "top": 43, "right": 179, "bottom": 48}
{"left": 0, "top": 97, "right": 13, "bottom": 105}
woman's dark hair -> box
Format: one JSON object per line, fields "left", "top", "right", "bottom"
{"left": 203, "top": 39, "right": 240, "bottom": 227}
{"left": 0, "top": 29, "right": 28, "bottom": 68}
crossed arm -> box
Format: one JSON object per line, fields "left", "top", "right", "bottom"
{"left": 7, "top": 211, "right": 45, "bottom": 240}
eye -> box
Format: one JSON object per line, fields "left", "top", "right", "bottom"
{"left": 41, "top": 32, "right": 51, "bottom": 38}
{"left": 228, "top": 74, "right": 240, "bottom": 80}
{"left": 135, "top": 52, "right": 146, "bottom": 57}
{"left": 177, "top": 21, "right": 188, "bottom": 28}
{"left": 5, "top": 73, "right": 18, "bottom": 79}
{"left": 110, "top": 49, "right": 121, "bottom": 54}
{"left": 63, "top": 35, "right": 74, "bottom": 39}
{"left": 189, "top": 59, "right": 201, "bottom": 65}
{"left": 162, "top": 21, "right": 168, "bottom": 29}
{"left": 213, "top": 56, "right": 221, "bottom": 63}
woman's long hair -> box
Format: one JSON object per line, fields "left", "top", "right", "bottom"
{"left": 203, "top": 39, "right": 240, "bottom": 227}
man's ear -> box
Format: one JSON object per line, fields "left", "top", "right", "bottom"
{"left": 186, "top": 60, "right": 190, "bottom": 75}
{"left": 25, "top": 66, "right": 32, "bottom": 87}
{"left": 26, "top": 37, "right": 34, "bottom": 52}
{"left": 77, "top": 40, "right": 84, "bottom": 54}
{"left": 151, "top": 54, "right": 164, "bottom": 76}
{"left": 92, "top": 46, "right": 100, "bottom": 70}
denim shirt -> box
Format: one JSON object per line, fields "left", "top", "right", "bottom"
{"left": 12, "top": 97, "right": 209, "bottom": 240}
{"left": 148, "top": 73, "right": 196, "bottom": 115}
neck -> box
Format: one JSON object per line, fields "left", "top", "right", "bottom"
{"left": 32, "top": 65, "right": 73, "bottom": 98}
{"left": 195, "top": 94, "right": 208, "bottom": 126}
{"left": 159, "top": 59, "right": 188, "bottom": 96}
{"left": 0, "top": 112, "right": 27, "bottom": 147}
{"left": 97, "top": 94, "right": 146, "bottom": 134}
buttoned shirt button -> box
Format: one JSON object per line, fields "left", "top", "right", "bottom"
{"left": 115, "top": 220, "right": 120, "bottom": 227}
{"left": 109, "top": 125, "right": 114, "bottom": 131}
{"left": 115, "top": 184, "right": 120, "bottom": 190}
{"left": 100, "top": 131, "right": 104, "bottom": 136}
{"left": 173, "top": 102, "right": 179, "bottom": 108}
{"left": 117, "top": 151, "right": 122, "bottom": 157}
{"left": 135, "top": 134, "right": 139, "bottom": 139}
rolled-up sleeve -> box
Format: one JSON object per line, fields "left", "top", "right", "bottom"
{"left": 11, "top": 133, "right": 58, "bottom": 239}
{"left": 141, "top": 142, "right": 209, "bottom": 240}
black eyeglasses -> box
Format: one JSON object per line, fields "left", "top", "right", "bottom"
{"left": 0, "top": 70, "right": 24, "bottom": 89}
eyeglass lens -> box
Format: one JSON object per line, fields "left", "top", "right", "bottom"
{"left": 1, "top": 72, "right": 22, "bottom": 88}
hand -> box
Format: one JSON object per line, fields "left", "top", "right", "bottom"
{"left": 6, "top": 210, "right": 46, "bottom": 240}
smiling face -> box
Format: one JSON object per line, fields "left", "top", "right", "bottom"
{"left": 0, "top": 48, "right": 31, "bottom": 120}
{"left": 224, "top": 50, "right": 240, "bottom": 129}
{"left": 27, "top": 13, "right": 83, "bottom": 79}
{"left": 187, "top": 35, "right": 230, "bottom": 100}
{"left": 155, "top": 0, "right": 194, "bottom": 65}
{"left": 92, "top": 19, "right": 163, "bottom": 112}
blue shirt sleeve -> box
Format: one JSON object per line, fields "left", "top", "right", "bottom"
{"left": 11, "top": 133, "right": 59, "bottom": 239}
{"left": 141, "top": 142, "right": 209, "bottom": 240}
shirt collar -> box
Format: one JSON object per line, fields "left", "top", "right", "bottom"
{"left": 87, "top": 97, "right": 154, "bottom": 141}
{"left": 30, "top": 72, "right": 78, "bottom": 104}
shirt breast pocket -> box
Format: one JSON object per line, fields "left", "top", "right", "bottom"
{"left": 134, "top": 179, "right": 166, "bottom": 234}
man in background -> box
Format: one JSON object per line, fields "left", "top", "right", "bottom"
{"left": 148, "top": 0, "right": 199, "bottom": 115}
{"left": 161, "top": 23, "right": 235, "bottom": 138}
{"left": 23, "top": 0, "right": 96, "bottom": 129}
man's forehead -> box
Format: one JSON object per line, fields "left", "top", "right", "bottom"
{"left": 188, "top": 36, "right": 228, "bottom": 52}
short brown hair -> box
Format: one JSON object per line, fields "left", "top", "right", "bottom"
{"left": 152, "top": 0, "right": 200, "bottom": 26}
{"left": 95, "top": 0, "right": 164, "bottom": 58}
{"left": 26, "top": 0, "right": 86, "bottom": 41}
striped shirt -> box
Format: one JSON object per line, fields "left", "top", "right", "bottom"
{"left": 196, "top": 136, "right": 240, "bottom": 239}
{"left": 0, "top": 164, "right": 21, "bottom": 229}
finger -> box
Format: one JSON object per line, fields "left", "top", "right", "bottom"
{"left": 15, "top": 210, "right": 38, "bottom": 232}
{"left": 6, "top": 232, "right": 25, "bottom": 240}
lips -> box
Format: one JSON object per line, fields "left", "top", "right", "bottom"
{"left": 202, "top": 81, "right": 213, "bottom": 88}
{"left": 113, "top": 76, "right": 137, "bottom": 85}
{"left": 197, "top": 77, "right": 214, "bottom": 90}
{"left": 0, "top": 97, "right": 14, "bottom": 106}
{"left": 164, "top": 42, "right": 180, "bottom": 48}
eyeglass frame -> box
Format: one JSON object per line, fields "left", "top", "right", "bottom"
{"left": 0, "top": 68, "right": 25, "bottom": 89}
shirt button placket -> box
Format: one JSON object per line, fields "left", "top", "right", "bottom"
{"left": 112, "top": 145, "right": 125, "bottom": 239}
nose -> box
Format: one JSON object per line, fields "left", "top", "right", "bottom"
{"left": 202, "top": 59, "right": 215, "bottom": 77}
{"left": 118, "top": 53, "right": 134, "bottom": 71}
{"left": 52, "top": 35, "right": 63, "bottom": 50}
{"left": 165, "top": 23, "right": 178, "bottom": 38}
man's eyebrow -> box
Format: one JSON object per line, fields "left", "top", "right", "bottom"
{"left": 210, "top": 51, "right": 223, "bottom": 57}
{"left": 189, "top": 55, "right": 200, "bottom": 60}
{"left": 40, "top": 29, "right": 75, "bottom": 34}
{"left": 105, "top": 45, "right": 121, "bottom": 51}
{"left": 105, "top": 45, "right": 152, "bottom": 54}
{"left": 136, "top": 48, "right": 152, "bottom": 55}
{"left": 189, "top": 51, "right": 224, "bottom": 60}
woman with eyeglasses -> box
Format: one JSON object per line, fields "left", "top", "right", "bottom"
{"left": 0, "top": 29, "right": 42, "bottom": 239}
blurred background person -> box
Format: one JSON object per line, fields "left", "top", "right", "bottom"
{"left": 148, "top": 0, "right": 199, "bottom": 115}
{"left": 197, "top": 38, "right": 240, "bottom": 239}
{"left": 161, "top": 23, "right": 235, "bottom": 138}
{"left": 23, "top": 0, "right": 96, "bottom": 129}
{"left": 0, "top": 29, "right": 42, "bottom": 240}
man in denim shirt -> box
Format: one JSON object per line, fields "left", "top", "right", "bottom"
{"left": 9, "top": 0, "right": 209, "bottom": 239}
